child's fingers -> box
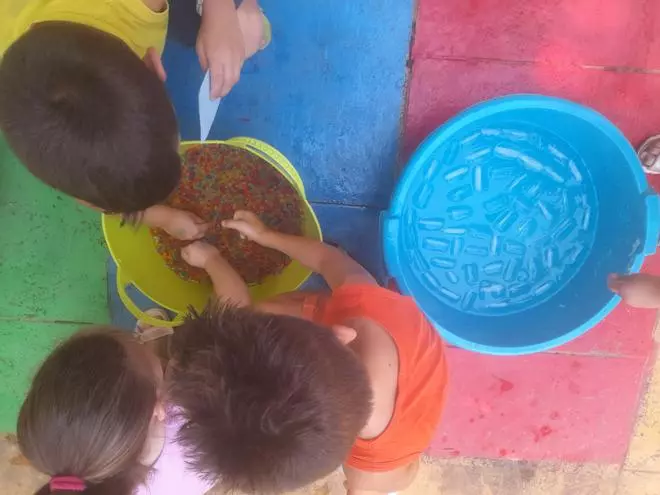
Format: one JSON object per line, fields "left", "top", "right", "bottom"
{"left": 607, "top": 273, "right": 626, "bottom": 293}
{"left": 196, "top": 42, "right": 209, "bottom": 72}
{"left": 221, "top": 219, "right": 242, "bottom": 231}
{"left": 607, "top": 274, "right": 648, "bottom": 296}
{"left": 221, "top": 220, "right": 248, "bottom": 239}
{"left": 143, "top": 47, "right": 167, "bottom": 82}
{"left": 233, "top": 210, "right": 252, "bottom": 221}
{"left": 222, "top": 63, "right": 241, "bottom": 97}
{"left": 181, "top": 246, "right": 193, "bottom": 262}
{"left": 235, "top": 210, "right": 261, "bottom": 224}
{"left": 210, "top": 65, "right": 226, "bottom": 100}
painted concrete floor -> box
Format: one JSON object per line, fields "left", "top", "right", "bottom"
{"left": 3, "top": 0, "right": 660, "bottom": 493}
{"left": 4, "top": 351, "right": 660, "bottom": 493}
{"left": 0, "top": 139, "right": 108, "bottom": 431}
{"left": 405, "top": 0, "right": 660, "bottom": 467}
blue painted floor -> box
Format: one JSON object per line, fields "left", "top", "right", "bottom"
{"left": 110, "top": 0, "right": 414, "bottom": 325}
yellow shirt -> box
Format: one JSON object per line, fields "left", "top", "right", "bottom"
{"left": 0, "top": 0, "right": 169, "bottom": 58}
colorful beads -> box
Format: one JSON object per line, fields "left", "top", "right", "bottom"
{"left": 151, "top": 144, "right": 304, "bottom": 284}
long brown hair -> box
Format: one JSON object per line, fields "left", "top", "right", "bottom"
{"left": 18, "top": 327, "right": 161, "bottom": 495}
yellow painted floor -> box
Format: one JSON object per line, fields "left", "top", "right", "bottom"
{"left": 3, "top": 349, "right": 660, "bottom": 494}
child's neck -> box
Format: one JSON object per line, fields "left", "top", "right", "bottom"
{"left": 140, "top": 418, "right": 167, "bottom": 466}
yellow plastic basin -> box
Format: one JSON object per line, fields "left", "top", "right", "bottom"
{"left": 102, "top": 137, "right": 322, "bottom": 327}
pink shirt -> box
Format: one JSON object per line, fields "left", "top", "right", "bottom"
{"left": 135, "top": 411, "right": 215, "bottom": 495}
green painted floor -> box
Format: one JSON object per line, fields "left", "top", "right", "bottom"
{"left": 0, "top": 137, "right": 108, "bottom": 431}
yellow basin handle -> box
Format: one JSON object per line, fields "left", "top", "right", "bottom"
{"left": 116, "top": 269, "right": 185, "bottom": 328}
{"left": 224, "top": 137, "right": 306, "bottom": 195}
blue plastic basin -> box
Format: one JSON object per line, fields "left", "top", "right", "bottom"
{"left": 383, "top": 95, "right": 660, "bottom": 355}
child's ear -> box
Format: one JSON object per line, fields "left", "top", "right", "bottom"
{"left": 331, "top": 325, "right": 357, "bottom": 345}
{"left": 143, "top": 47, "right": 167, "bottom": 82}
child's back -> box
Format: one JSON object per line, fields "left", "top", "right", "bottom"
{"left": 0, "top": 0, "right": 167, "bottom": 58}
{"left": 300, "top": 284, "right": 447, "bottom": 487}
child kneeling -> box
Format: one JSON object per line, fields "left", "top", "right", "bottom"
{"left": 170, "top": 211, "right": 449, "bottom": 493}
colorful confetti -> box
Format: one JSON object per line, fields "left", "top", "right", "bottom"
{"left": 151, "top": 144, "right": 304, "bottom": 284}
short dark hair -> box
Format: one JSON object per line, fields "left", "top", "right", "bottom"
{"left": 168, "top": 305, "right": 373, "bottom": 493}
{"left": 18, "top": 327, "right": 160, "bottom": 495}
{"left": 0, "top": 22, "right": 181, "bottom": 214}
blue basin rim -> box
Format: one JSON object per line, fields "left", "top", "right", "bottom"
{"left": 384, "top": 94, "right": 660, "bottom": 355}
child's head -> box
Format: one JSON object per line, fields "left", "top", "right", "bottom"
{"left": 169, "top": 306, "right": 373, "bottom": 493}
{"left": 18, "top": 327, "right": 164, "bottom": 495}
{"left": 0, "top": 22, "right": 181, "bottom": 215}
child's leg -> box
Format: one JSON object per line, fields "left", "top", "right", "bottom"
{"left": 255, "top": 291, "right": 330, "bottom": 321}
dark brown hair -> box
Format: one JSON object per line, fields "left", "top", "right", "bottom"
{"left": 18, "top": 328, "right": 161, "bottom": 495}
{"left": 0, "top": 22, "right": 181, "bottom": 215}
{"left": 168, "top": 305, "right": 373, "bottom": 494}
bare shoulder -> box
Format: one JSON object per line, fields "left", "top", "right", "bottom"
{"left": 350, "top": 318, "right": 399, "bottom": 440}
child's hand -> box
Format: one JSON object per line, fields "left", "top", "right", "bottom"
{"left": 222, "top": 210, "right": 270, "bottom": 243}
{"left": 608, "top": 273, "right": 660, "bottom": 309}
{"left": 197, "top": 0, "right": 245, "bottom": 99}
{"left": 162, "top": 209, "right": 209, "bottom": 241}
{"left": 181, "top": 241, "right": 221, "bottom": 269}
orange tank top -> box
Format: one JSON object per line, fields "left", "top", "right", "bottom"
{"left": 304, "top": 284, "right": 448, "bottom": 472}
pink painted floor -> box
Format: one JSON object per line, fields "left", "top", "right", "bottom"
{"left": 406, "top": 0, "right": 660, "bottom": 463}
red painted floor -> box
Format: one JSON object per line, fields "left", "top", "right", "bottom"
{"left": 405, "top": 59, "right": 660, "bottom": 156}
{"left": 407, "top": 0, "right": 660, "bottom": 463}
{"left": 431, "top": 348, "right": 651, "bottom": 463}
{"left": 413, "top": 0, "right": 660, "bottom": 68}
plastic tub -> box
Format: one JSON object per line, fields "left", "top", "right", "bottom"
{"left": 383, "top": 95, "right": 660, "bottom": 355}
{"left": 103, "top": 137, "right": 322, "bottom": 328}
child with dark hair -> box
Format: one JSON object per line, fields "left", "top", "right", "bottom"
{"left": 0, "top": 23, "right": 195, "bottom": 235}
{"left": 18, "top": 327, "right": 215, "bottom": 495}
{"left": 171, "top": 211, "right": 449, "bottom": 494}
{"left": 0, "top": 0, "right": 269, "bottom": 237}
{"left": 168, "top": 305, "right": 373, "bottom": 494}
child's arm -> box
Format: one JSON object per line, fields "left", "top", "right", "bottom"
{"left": 182, "top": 241, "right": 251, "bottom": 307}
{"left": 142, "top": 205, "right": 209, "bottom": 241}
{"left": 608, "top": 273, "right": 660, "bottom": 309}
{"left": 223, "top": 211, "right": 377, "bottom": 290}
